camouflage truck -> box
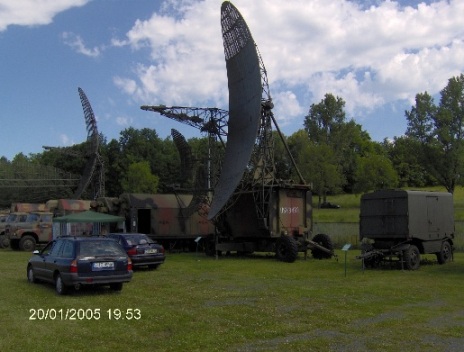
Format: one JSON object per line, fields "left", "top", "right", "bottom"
{"left": 8, "top": 199, "right": 91, "bottom": 252}
{"left": 0, "top": 212, "right": 29, "bottom": 248}
{"left": 8, "top": 211, "right": 54, "bottom": 251}
{"left": 358, "top": 189, "right": 454, "bottom": 270}
{"left": 94, "top": 193, "right": 215, "bottom": 250}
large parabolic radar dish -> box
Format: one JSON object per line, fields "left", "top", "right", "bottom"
{"left": 208, "top": 1, "right": 262, "bottom": 219}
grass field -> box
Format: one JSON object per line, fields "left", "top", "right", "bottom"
{"left": 1, "top": 249, "right": 463, "bottom": 351}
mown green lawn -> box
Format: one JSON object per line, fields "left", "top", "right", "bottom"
{"left": 1, "top": 249, "right": 463, "bottom": 351}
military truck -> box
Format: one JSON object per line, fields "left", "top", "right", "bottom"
{"left": 0, "top": 203, "right": 50, "bottom": 248}
{"left": 8, "top": 211, "right": 54, "bottom": 251}
{"left": 358, "top": 189, "right": 454, "bottom": 270}
{"left": 0, "top": 212, "right": 29, "bottom": 248}
{"left": 7, "top": 199, "right": 92, "bottom": 251}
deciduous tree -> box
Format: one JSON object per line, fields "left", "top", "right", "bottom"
{"left": 405, "top": 74, "right": 464, "bottom": 193}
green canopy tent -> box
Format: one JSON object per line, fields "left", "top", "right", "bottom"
{"left": 53, "top": 210, "right": 125, "bottom": 238}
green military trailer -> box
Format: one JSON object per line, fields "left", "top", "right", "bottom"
{"left": 359, "top": 189, "right": 454, "bottom": 270}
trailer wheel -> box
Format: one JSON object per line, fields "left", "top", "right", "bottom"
{"left": 275, "top": 236, "right": 298, "bottom": 263}
{"left": 311, "top": 233, "right": 334, "bottom": 259}
{"left": 404, "top": 245, "right": 420, "bottom": 270}
{"left": 436, "top": 241, "right": 452, "bottom": 264}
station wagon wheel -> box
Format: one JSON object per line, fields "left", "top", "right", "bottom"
{"left": 436, "top": 241, "right": 452, "bottom": 264}
{"left": 27, "top": 265, "right": 37, "bottom": 283}
{"left": 55, "top": 274, "right": 68, "bottom": 295}
{"left": 404, "top": 245, "right": 420, "bottom": 270}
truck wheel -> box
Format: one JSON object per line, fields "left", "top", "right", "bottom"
{"left": 311, "top": 233, "right": 334, "bottom": 259}
{"left": 0, "top": 234, "right": 10, "bottom": 248}
{"left": 404, "top": 245, "right": 420, "bottom": 270}
{"left": 19, "top": 236, "right": 36, "bottom": 252}
{"left": 436, "top": 241, "right": 452, "bottom": 264}
{"left": 275, "top": 236, "right": 298, "bottom": 263}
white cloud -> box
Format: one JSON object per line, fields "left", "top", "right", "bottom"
{"left": 62, "top": 31, "right": 102, "bottom": 57}
{"left": 112, "top": 0, "right": 464, "bottom": 124}
{"left": 59, "top": 133, "right": 73, "bottom": 146}
{"left": 116, "top": 116, "right": 132, "bottom": 127}
{"left": 0, "top": 0, "right": 89, "bottom": 31}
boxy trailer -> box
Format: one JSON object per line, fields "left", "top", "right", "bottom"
{"left": 358, "top": 189, "right": 454, "bottom": 270}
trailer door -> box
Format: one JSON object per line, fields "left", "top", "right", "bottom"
{"left": 426, "top": 196, "right": 440, "bottom": 236}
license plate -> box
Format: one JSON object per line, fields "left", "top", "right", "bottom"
{"left": 145, "top": 249, "right": 158, "bottom": 254}
{"left": 92, "top": 262, "right": 115, "bottom": 271}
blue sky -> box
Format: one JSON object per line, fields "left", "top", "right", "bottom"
{"left": 0, "top": 0, "right": 463, "bottom": 161}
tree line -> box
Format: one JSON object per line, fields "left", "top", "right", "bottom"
{"left": 1, "top": 74, "right": 463, "bottom": 206}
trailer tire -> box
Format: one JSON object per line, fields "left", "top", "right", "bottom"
{"left": 436, "top": 241, "right": 452, "bottom": 264}
{"left": 275, "top": 236, "right": 298, "bottom": 263}
{"left": 311, "top": 233, "right": 334, "bottom": 259}
{"left": 404, "top": 245, "right": 420, "bottom": 270}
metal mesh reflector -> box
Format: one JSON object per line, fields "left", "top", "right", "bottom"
{"left": 208, "top": 2, "right": 262, "bottom": 219}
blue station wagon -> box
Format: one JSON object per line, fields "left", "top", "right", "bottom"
{"left": 27, "top": 236, "right": 133, "bottom": 295}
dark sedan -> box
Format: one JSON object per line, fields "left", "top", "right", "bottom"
{"left": 27, "top": 236, "right": 133, "bottom": 295}
{"left": 108, "top": 233, "right": 165, "bottom": 269}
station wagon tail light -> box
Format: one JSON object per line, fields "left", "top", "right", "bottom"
{"left": 70, "top": 260, "right": 78, "bottom": 273}
{"left": 127, "top": 258, "right": 133, "bottom": 271}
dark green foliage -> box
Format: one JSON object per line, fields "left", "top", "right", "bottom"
{"left": 405, "top": 74, "right": 464, "bottom": 193}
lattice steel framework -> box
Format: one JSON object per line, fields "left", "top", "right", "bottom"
{"left": 141, "top": 106, "right": 228, "bottom": 189}
{"left": 72, "top": 88, "right": 105, "bottom": 199}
